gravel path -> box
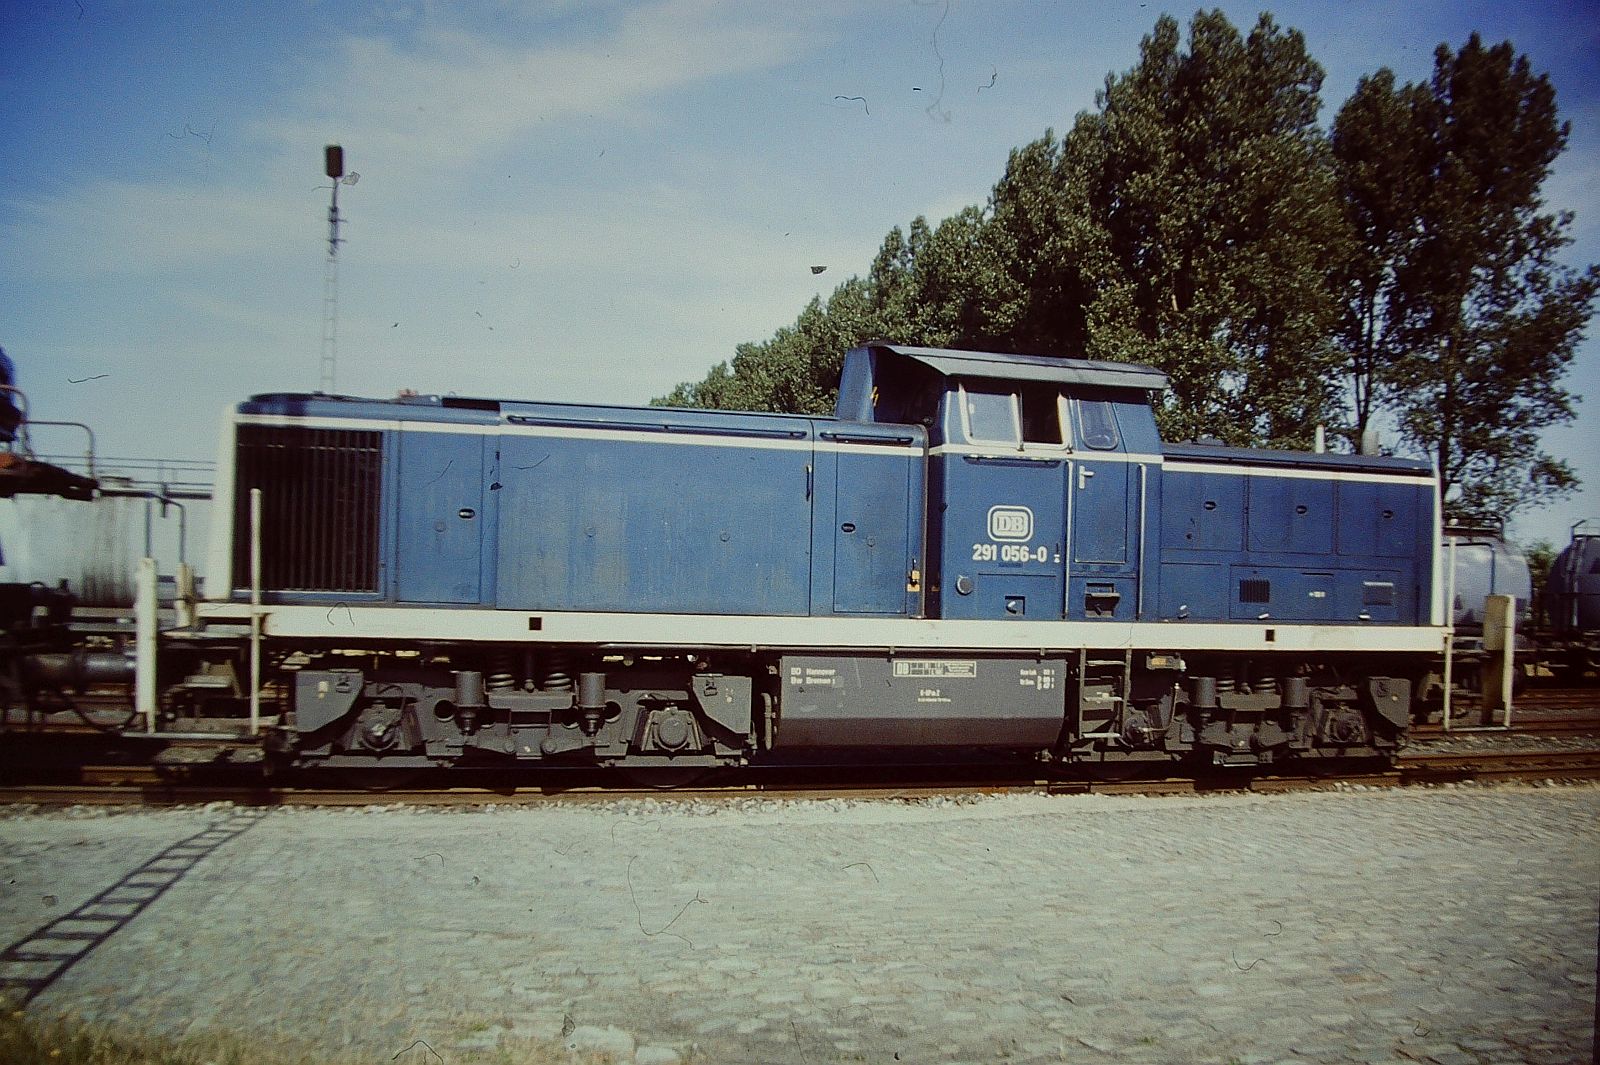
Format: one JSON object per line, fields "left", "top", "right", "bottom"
{"left": 2, "top": 785, "right": 1596, "bottom": 1065}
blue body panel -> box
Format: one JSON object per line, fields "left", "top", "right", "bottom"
{"left": 1337, "top": 481, "right": 1420, "bottom": 558}
{"left": 235, "top": 392, "right": 927, "bottom": 618}
{"left": 1155, "top": 446, "right": 1434, "bottom": 626}
{"left": 929, "top": 389, "right": 1158, "bottom": 623}
{"left": 493, "top": 428, "right": 814, "bottom": 616}
{"left": 396, "top": 433, "right": 486, "bottom": 603}
{"left": 934, "top": 452, "right": 1067, "bottom": 620}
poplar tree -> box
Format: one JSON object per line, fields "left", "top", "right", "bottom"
{"left": 1329, "top": 69, "right": 1432, "bottom": 445}
{"left": 1058, "top": 10, "right": 1351, "bottom": 448}
{"left": 1333, "top": 35, "right": 1598, "bottom": 518}
{"left": 979, "top": 134, "right": 1095, "bottom": 357}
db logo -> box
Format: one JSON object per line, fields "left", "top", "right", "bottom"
{"left": 987, "top": 505, "right": 1033, "bottom": 542}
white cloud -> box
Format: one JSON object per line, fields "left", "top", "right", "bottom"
{"left": 3, "top": 180, "right": 309, "bottom": 281}
{"left": 5, "top": 0, "right": 823, "bottom": 283}
{"left": 256, "top": 0, "right": 817, "bottom": 188}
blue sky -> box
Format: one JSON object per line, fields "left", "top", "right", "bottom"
{"left": 3, "top": 0, "right": 1598, "bottom": 550}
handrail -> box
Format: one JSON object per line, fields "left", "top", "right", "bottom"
{"left": 817, "top": 430, "right": 918, "bottom": 446}
{"left": 22, "top": 420, "right": 96, "bottom": 478}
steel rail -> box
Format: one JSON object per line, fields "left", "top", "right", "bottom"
{"left": 1, "top": 749, "right": 1595, "bottom": 807}
{"left": 1411, "top": 717, "right": 1600, "bottom": 737}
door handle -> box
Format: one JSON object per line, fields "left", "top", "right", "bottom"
{"left": 1077, "top": 467, "right": 1095, "bottom": 490}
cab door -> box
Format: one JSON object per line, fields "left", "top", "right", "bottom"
{"left": 934, "top": 382, "right": 1067, "bottom": 621}
{"left": 1067, "top": 398, "right": 1137, "bottom": 619}
{"left": 1072, "top": 458, "right": 1131, "bottom": 564}
{"left": 831, "top": 430, "right": 923, "bottom": 615}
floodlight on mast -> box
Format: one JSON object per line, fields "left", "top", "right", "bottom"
{"left": 318, "top": 144, "right": 359, "bottom": 394}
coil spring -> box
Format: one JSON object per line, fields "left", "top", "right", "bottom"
{"left": 541, "top": 651, "right": 575, "bottom": 692}
{"left": 1244, "top": 664, "right": 1277, "bottom": 696}
{"left": 486, "top": 651, "right": 516, "bottom": 692}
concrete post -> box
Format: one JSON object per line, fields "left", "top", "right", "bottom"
{"left": 1442, "top": 538, "right": 1457, "bottom": 730}
{"left": 174, "top": 562, "right": 196, "bottom": 629}
{"left": 1482, "top": 593, "right": 1516, "bottom": 723}
{"left": 136, "top": 557, "right": 158, "bottom": 734}
{"left": 249, "top": 487, "right": 262, "bottom": 736}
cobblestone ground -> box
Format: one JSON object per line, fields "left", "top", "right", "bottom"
{"left": 1, "top": 785, "right": 1596, "bottom": 1065}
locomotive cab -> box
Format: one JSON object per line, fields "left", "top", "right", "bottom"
{"left": 836, "top": 343, "right": 1166, "bottom": 622}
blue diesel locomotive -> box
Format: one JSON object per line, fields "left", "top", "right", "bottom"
{"left": 195, "top": 344, "right": 1444, "bottom": 769}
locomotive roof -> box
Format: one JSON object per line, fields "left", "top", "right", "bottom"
{"left": 864, "top": 343, "right": 1169, "bottom": 392}
{"left": 1163, "top": 441, "right": 1433, "bottom": 476}
{"left": 240, "top": 392, "right": 820, "bottom": 426}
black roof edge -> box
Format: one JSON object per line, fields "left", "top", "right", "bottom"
{"left": 1163, "top": 442, "right": 1433, "bottom": 475}
{"left": 863, "top": 343, "right": 1169, "bottom": 392}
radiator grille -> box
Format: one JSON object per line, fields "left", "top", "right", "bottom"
{"left": 1238, "top": 579, "right": 1271, "bottom": 604}
{"left": 233, "top": 426, "right": 382, "bottom": 593}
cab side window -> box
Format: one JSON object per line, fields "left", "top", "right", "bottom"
{"left": 1020, "top": 384, "right": 1064, "bottom": 445}
{"left": 1078, "top": 400, "right": 1121, "bottom": 450}
{"left": 962, "top": 385, "right": 1020, "bottom": 443}
{"left": 873, "top": 358, "right": 941, "bottom": 426}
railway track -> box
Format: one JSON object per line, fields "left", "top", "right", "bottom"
{"left": 1410, "top": 715, "right": 1600, "bottom": 737}
{"left": 1, "top": 748, "right": 1595, "bottom": 806}
{"left": 1514, "top": 689, "right": 1600, "bottom": 712}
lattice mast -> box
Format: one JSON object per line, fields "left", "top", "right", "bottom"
{"left": 318, "top": 144, "right": 347, "bottom": 394}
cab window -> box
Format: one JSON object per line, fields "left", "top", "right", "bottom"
{"left": 1020, "top": 384, "right": 1065, "bottom": 445}
{"left": 873, "top": 357, "right": 942, "bottom": 426}
{"left": 1078, "top": 399, "right": 1121, "bottom": 450}
{"left": 961, "top": 385, "right": 1020, "bottom": 443}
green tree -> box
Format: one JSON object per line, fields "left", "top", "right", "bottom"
{"left": 1330, "top": 70, "right": 1432, "bottom": 445}
{"left": 1523, "top": 539, "right": 1557, "bottom": 627}
{"left": 1059, "top": 10, "right": 1353, "bottom": 447}
{"left": 1335, "top": 35, "right": 1598, "bottom": 519}
{"left": 974, "top": 133, "right": 1093, "bottom": 356}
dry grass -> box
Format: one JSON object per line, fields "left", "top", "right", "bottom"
{"left": 0, "top": 1008, "right": 361, "bottom": 1065}
{"left": 0, "top": 1009, "right": 630, "bottom": 1065}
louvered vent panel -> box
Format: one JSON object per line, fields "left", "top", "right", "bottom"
{"left": 1238, "top": 579, "right": 1271, "bottom": 604}
{"left": 233, "top": 426, "right": 382, "bottom": 593}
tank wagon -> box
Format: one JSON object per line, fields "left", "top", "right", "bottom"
{"left": 1441, "top": 525, "right": 1533, "bottom": 694}
{"left": 181, "top": 344, "right": 1444, "bottom": 771}
{"left": 1542, "top": 522, "right": 1600, "bottom": 680}
{"left": 1445, "top": 526, "right": 1532, "bottom": 633}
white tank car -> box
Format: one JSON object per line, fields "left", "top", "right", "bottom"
{"left": 1443, "top": 527, "right": 1532, "bottom": 634}
{"left": 0, "top": 485, "right": 207, "bottom": 608}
